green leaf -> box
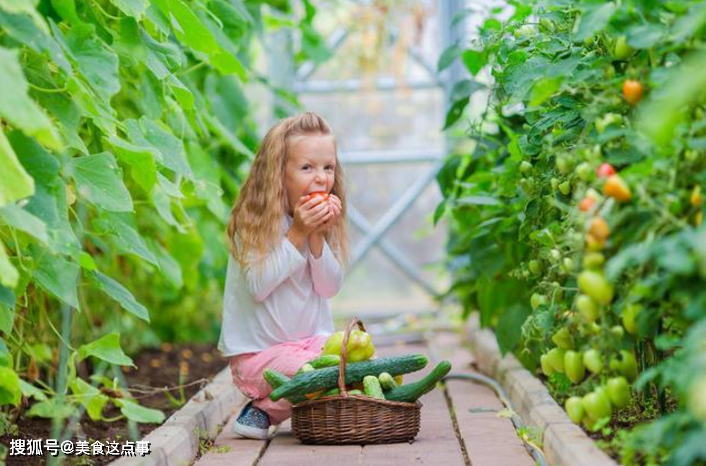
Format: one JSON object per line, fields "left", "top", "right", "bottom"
{"left": 32, "top": 249, "right": 80, "bottom": 309}
{"left": 0, "top": 129, "right": 34, "bottom": 209}
{"left": 152, "top": 0, "right": 245, "bottom": 77}
{"left": 106, "top": 135, "right": 158, "bottom": 192}
{"left": 0, "top": 241, "right": 19, "bottom": 289}
{"left": 90, "top": 271, "right": 150, "bottom": 322}
{"left": 438, "top": 43, "right": 461, "bottom": 72}
{"left": 125, "top": 117, "right": 192, "bottom": 179}
{"left": 0, "top": 285, "right": 15, "bottom": 334}
{"left": 637, "top": 50, "right": 706, "bottom": 146}
{"left": 78, "top": 332, "right": 135, "bottom": 367}
{"left": 114, "top": 398, "right": 165, "bottom": 423}
{"left": 64, "top": 30, "right": 121, "bottom": 99}
{"left": 78, "top": 252, "right": 96, "bottom": 271}
{"left": 168, "top": 75, "right": 195, "bottom": 111}
{"left": 443, "top": 98, "right": 470, "bottom": 130}
{"left": 574, "top": 3, "right": 616, "bottom": 41}
{"left": 0, "top": 203, "right": 49, "bottom": 245}
{"left": 0, "top": 0, "right": 48, "bottom": 33}
{"left": 450, "top": 79, "right": 484, "bottom": 102}
{"left": 65, "top": 152, "right": 133, "bottom": 213}
{"left": 26, "top": 398, "right": 76, "bottom": 419}
{"left": 495, "top": 304, "right": 530, "bottom": 355}
{"left": 627, "top": 24, "right": 664, "bottom": 49}
{"left": 19, "top": 379, "right": 47, "bottom": 401}
{"left": 50, "top": 0, "right": 85, "bottom": 28}
{"left": 529, "top": 77, "right": 562, "bottom": 106}
{"left": 151, "top": 186, "right": 183, "bottom": 232}
{"left": 92, "top": 212, "right": 158, "bottom": 266}
{"left": 461, "top": 49, "right": 487, "bottom": 76}
{"left": 23, "top": 183, "right": 81, "bottom": 257}
{"left": 107, "top": 0, "right": 148, "bottom": 19}
{"left": 0, "top": 47, "right": 61, "bottom": 149}
{"left": 0, "top": 366, "right": 21, "bottom": 406}
{"left": 0, "top": 9, "right": 70, "bottom": 72}
{"left": 148, "top": 239, "right": 183, "bottom": 288}
{"left": 69, "top": 378, "right": 109, "bottom": 421}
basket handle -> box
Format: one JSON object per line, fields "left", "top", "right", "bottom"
{"left": 337, "top": 317, "right": 366, "bottom": 397}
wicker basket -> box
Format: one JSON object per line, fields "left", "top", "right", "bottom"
{"left": 291, "top": 317, "right": 422, "bottom": 445}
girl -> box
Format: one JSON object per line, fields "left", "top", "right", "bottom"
{"left": 218, "top": 112, "right": 349, "bottom": 440}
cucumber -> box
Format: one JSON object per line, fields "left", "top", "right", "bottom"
{"left": 348, "top": 389, "right": 363, "bottom": 395}
{"left": 363, "top": 375, "right": 385, "bottom": 399}
{"left": 307, "top": 354, "right": 341, "bottom": 369}
{"left": 262, "top": 370, "right": 310, "bottom": 404}
{"left": 269, "top": 354, "right": 428, "bottom": 402}
{"left": 263, "top": 369, "right": 290, "bottom": 389}
{"left": 295, "top": 363, "right": 315, "bottom": 376}
{"left": 378, "top": 372, "right": 397, "bottom": 391}
{"left": 320, "top": 387, "right": 340, "bottom": 397}
{"left": 384, "top": 361, "right": 452, "bottom": 403}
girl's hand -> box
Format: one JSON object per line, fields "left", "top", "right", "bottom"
{"left": 311, "top": 194, "right": 342, "bottom": 236}
{"left": 291, "top": 194, "right": 332, "bottom": 236}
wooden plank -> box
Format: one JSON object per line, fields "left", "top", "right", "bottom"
{"left": 358, "top": 341, "right": 466, "bottom": 465}
{"left": 259, "top": 420, "right": 363, "bottom": 466}
{"left": 193, "top": 400, "right": 268, "bottom": 466}
{"left": 428, "top": 332, "right": 535, "bottom": 466}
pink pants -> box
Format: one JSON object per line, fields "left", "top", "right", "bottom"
{"left": 229, "top": 335, "right": 328, "bottom": 424}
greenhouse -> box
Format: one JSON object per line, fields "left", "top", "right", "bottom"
{"left": 0, "top": 0, "right": 705, "bottom": 465}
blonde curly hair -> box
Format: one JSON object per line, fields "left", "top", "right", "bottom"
{"left": 227, "top": 112, "right": 349, "bottom": 268}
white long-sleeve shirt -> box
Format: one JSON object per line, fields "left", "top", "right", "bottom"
{"left": 218, "top": 215, "right": 344, "bottom": 357}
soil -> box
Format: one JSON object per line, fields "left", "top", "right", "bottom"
{"left": 1, "top": 343, "right": 228, "bottom": 466}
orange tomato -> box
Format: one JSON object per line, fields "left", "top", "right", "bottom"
{"left": 579, "top": 196, "right": 597, "bottom": 212}
{"left": 589, "top": 217, "right": 610, "bottom": 241}
{"left": 623, "top": 80, "right": 643, "bottom": 105}
{"left": 603, "top": 175, "right": 632, "bottom": 202}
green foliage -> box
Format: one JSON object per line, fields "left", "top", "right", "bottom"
{"left": 0, "top": 0, "right": 319, "bottom": 430}
{"left": 439, "top": 0, "right": 706, "bottom": 462}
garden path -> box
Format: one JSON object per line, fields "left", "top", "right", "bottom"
{"left": 194, "top": 331, "right": 534, "bottom": 466}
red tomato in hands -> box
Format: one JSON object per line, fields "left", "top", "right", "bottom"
{"left": 308, "top": 192, "right": 330, "bottom": 204}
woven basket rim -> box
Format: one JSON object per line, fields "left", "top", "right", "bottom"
{"left": 292, "top": 393, "right": 422, "bottom": 409}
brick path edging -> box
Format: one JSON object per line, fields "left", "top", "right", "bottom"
{"left": 111, "top": 366, "right": 244, "bottom": 466}
{"left": 464, "top": 315, "right": 618, "bottom": 466}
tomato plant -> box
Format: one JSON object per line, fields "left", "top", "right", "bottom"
{"left": 438, "top": 0, "right": 706, "bottom": 462}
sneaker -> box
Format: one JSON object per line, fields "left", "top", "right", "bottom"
{"left": 232, "top": 402, "right": 271, "bottom": 440}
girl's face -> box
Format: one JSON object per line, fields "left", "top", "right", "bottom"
{"left": 284, "top": 134, "right": 336, "bottom": 215}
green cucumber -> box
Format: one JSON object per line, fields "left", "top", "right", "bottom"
{"left": 384, "top": 361, "right": 452, "bottom": 403}
{"left": 263, "top": 369, "right": 290, "bottom": 389}
{"left": 363, "top": 375, "right": 385, "bottom": 399}
{"left": 307, "top": 354, "right": 341, "bottom": 369}
{"left": 378, "top": 372, "right": 397, "bottom": 391}
{"left": 348, "top": 389, "right": 363, "bottom": 395}
{"left": 320, "top": 387, "right": 340, "bottom": 397}
{"left": 262, "top": 370, "right": 310, "bottom": 404}
{"left": 269, "top": 354, "right": 428, "bottom": 402}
